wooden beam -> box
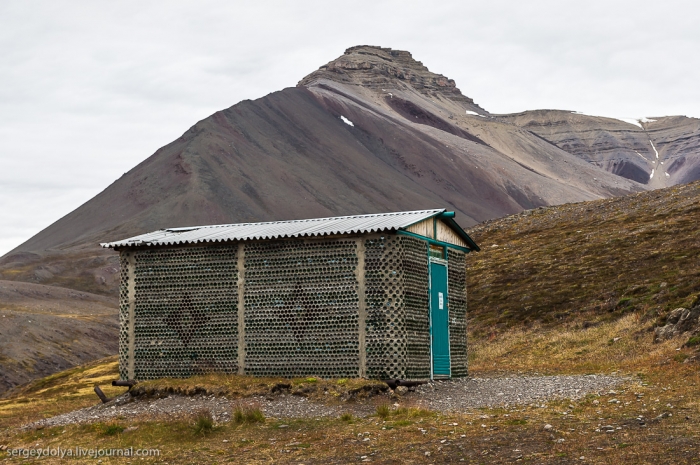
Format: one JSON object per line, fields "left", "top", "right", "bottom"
{"left": 237, "top": 242, "right": 246, "bottom": 375}
{"left": 126, "top": 252, "right": 136, "bottom": 380}
{"left": 355, "top": 238, "right": 367, "bottom": 378}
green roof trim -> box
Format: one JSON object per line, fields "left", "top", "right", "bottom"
{"left": 396, "top": 230, "right": 472, "bottom": 253}
{"left": 436, "top": 212, "right": 480, "bottom": 252}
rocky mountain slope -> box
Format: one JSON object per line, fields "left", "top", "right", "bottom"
{"left": 1, "top": 46, "right": 645, "bottom": 296}
{"left": 501, "top": 111, "right": 700, "bottom": 188}
{"left": 0, "top": 281, "right": 117, "bottom": 393}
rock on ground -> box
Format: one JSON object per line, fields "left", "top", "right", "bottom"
{"left": 654, "top": 304, "right": 700, "bottom": 342}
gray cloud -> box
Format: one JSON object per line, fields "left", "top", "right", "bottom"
{"left": 1, "top": 0, "right": 699, "bottom": 255}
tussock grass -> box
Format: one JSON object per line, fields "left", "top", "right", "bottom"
{"left": 375, "top": 404, "right": 434, "bottom": 422}
{"left": 192, "top": 409, "right": 214, "bottom": 435}
{"left": 376, "top": 404, "right": 391, "bottom": 419}
{"left": 232, "top": 405, "right": 264, "bottom": 425}
{"left": 101, "top": 422, "right": 125, "bottom": 436}
{"left": 392, "top": 406, "right": 434, "bottom": 418}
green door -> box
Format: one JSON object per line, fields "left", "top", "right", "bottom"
{"left": 430, "top": 262, "right": 450, "bottom": 377}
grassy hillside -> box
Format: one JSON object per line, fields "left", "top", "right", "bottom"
{"left": 466, "top": 180, "right": 700, "bottom": 335}
{"left": 0, "top": 356, "right": 121, "bottom": 429}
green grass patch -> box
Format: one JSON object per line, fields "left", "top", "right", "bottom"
{"left": 233, "top": 406, "right": 265, "bottom": 424}
{"left": 193, "top": 410, "right": 214, "bottom": 435}
{"left": 102, "top": 423, "right": 125, "bottom": 436}
{"left": 376, "top": 404, "right": 391, "bottom": 419}
{"left": 617, "top": 298, "right": 633, "bottom": 308}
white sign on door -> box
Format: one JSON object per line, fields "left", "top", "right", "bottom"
{"left": 438, "top": 292, "right": 444, "bottom": 310}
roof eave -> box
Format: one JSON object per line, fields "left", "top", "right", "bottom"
{"left": 440, "top": 216, "right": 480, "bottom": 252}
{"left": 400, "top": 209, "right": 480, "bottom": 252}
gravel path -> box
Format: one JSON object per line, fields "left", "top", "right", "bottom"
{"left": 414, "top": 374, "right": 625, "bottom": 411}
{"left": 26, "top": 394, "right": 377, "bottom": 430}
{"left": 26, "top": 374, "right": 625, "bottom": 429}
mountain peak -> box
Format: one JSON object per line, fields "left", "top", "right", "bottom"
{"left": 298, "top": 45, "right": 475, "bottom": 104}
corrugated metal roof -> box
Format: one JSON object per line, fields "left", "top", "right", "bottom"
{"left": 101, "top": 209, "right": 449, "bottom": 249}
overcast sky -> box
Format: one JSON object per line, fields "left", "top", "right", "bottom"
{"left": 1, "top": 0, "right": 699, "bottom": 256}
